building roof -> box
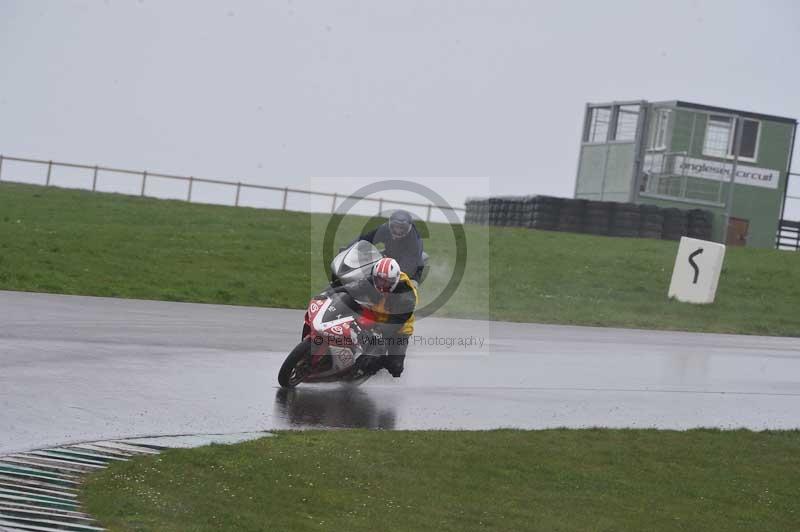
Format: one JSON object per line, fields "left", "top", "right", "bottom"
{"left": 664, "top": 100, "right": 797, "bottom": 125}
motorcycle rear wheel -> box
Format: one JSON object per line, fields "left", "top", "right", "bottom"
{"left": 278, "top": 339, "right": 315, "bottom": 388}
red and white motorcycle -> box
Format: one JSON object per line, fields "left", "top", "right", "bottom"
{"left": 278, "top": 241, "right": 385, "bottom": 388}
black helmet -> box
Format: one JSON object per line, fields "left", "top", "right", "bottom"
{"left": 389, "top": 210, "right": 413, "bottom": 239}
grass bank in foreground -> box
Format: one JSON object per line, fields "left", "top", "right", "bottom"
{"left": 2, "top": 182, "right": 799, "bottom": 335}
{"left": 81, "top": 430, "right": 800, "bottom": 532}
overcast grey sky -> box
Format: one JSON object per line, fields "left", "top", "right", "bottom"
{"left": 1, "top": 0, "right": 799, "bottom": 215}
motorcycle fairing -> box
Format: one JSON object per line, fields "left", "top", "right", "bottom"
{"left": 298, "top": 295, "right": 362, "bottom": 381}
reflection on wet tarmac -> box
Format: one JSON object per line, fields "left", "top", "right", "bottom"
{"left": 274, "top": 386, "right": 397, "bottom": 429}
{"left": 5, "top": 291, "right": 800, "bottom": 454}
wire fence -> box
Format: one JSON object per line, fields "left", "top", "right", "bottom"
{"left": 0, "top": 154, "right": 465, "bottom": 223}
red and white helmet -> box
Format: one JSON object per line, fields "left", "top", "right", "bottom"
{"left": 371, "top": 257, "right": 401, "bottom": 293}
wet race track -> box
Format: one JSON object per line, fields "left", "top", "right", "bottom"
{"left": 2, "top": 290, "right": 800, "bottom": 454}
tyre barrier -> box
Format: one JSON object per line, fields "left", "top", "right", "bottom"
{"left": 687, "top": 209, "right": 713, "bottom": 240}
{"left": 583, "top": 200, "right": 611, "bottom": 236}
{"left": 662, "top": 208, "right": 689, "bottom": 241}
{"left": 557, "top": 198, "right": 586, "bottom": 233}
{"left": 609, "top": 203, "right": 641, "bottom": 238}
{"left": 639, "top": 204, "right": 664, "bottom": 239}
{"left": 464, "top": 197, "right": 713, "bottom": 243}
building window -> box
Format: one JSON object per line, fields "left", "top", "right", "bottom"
{"left": 650, "top": 109, "right": 670, "bottom": 150}
{"left": 703, "top": 115, "right": 732, "bottom": 158}
{"left": 702, "top": 114, "right": 760, "bottom": 161}
{"left": 612, "top": 105, "right": 640, "bottom": 141}
{"left": 734, "top": 118, "right": 760, "bottom": 160}
{"left": 585, "top": 107, "right": 611, "bottom": 143}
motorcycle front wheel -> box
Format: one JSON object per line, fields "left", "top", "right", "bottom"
{"left": 278, "top": 339, "right": 315, "bottom": 388}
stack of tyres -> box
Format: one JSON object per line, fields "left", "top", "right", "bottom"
{"left": 464, "top": 199, "right": 473, "bottom": 224}
{"left": 584, "top": 200, "right": 611, "bottom": 235}
{"left": 638, "top": 204, "right": 664, "bottom": 239}
{"left": 464, "top": 199, "right": 476, "bottom": 224}
{"left": 558, "top": 198, "right": 585, "bottom": 233}
{"left": 493, "top": 198, "right": 506, "bottom": 227}
{"left": 472, "top": 196, "right": 710, "bottom": 241}
{"left": 499, "top": 198, "right": 512, "bottom": 227}
{"left": 521, "top": 196, "right": 537, "bottom": 227}
{"left": 662, "top": 208, "right": 689, "bottom": 240}
{"left": 508, "top": 197, "right": 526, "bottom": 227}
{"left": 479, "top": 199, "right": 490, "bottom": 225}
{"left": 687, "top": 209, "right": 713, "bottom": 240}
{"left": 495, "top": 198, "right": 506, "bottom": 227}
{"left": 468, "top": 197, "right": 717, "bottom": 241}
{"left": 610, "top": 202, "right": 641, "bottom": 238}
{"left": 504, "top": 198, "right": 514, "bottom": 227}
{"left": 498, "top": 197, "right": 515, "bottom": 227}
{"left": 503, "top": 197, "right": 516, "bottom": 227}
{"left": 529, "top": 196, "right": 562, "bottom": 230}
{"left": 469, "top": 199, "right": 485, "bottom": 225}
{"left": 488, "top": 198, "right": 504, "bottom": 226}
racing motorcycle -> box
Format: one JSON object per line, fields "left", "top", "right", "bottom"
{"left": 277, "top": 241, "right": 384, "bottom": 388}
{"left": 277, "top": 240, "right": 429, "bottom": 388}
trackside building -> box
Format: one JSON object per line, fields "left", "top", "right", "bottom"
{"left": 574, "top": 100, "right": 797, "bottom": 248}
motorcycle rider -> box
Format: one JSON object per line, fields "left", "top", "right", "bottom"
{"left": 323, "top": 256, "right": 417, "bottom": 377}
{"left": 350, "top": 210, "right": 425, "bottom": 283}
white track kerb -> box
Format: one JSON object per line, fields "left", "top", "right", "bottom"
{"left": 0, "top": 433, "right": 270, "bottom": 531}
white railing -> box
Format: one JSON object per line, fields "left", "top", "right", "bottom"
{"left": 0, "top": 154, "right": 464, "bottom": 222}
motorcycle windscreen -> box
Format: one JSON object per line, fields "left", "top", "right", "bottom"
{"left": 345, "top": 240, "right": 383, "bottom": 267}
{"left": 334, "top": 240, "right": 383, "bottom": 278}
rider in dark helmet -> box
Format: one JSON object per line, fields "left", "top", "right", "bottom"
{"left": 349, "top": 210, "right": 425, "bottom": 282}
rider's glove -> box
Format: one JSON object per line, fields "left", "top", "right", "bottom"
{"left": 357, "top": 314, "right": 376, "bottom": 330}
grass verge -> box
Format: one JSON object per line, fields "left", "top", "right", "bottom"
{"left": 81, "top": 429, "right": 800, "bottom": 532}
{"left": 2, "top": 182, "right": 799, "bottom": 335}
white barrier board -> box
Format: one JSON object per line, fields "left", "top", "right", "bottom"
{"left": 668, "top": 237, "right": 726, "bottom": 304}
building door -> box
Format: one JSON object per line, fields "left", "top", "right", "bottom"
{"left": 726, "top": 217, "right": 749, "bottom": 246}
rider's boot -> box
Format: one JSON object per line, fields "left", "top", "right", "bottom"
{"left": 355, "top": 354, "right": 384, "bottom": 377}
{"left": 385, "top": 336, "right": 408, "bottom": 378}
{"left": 384, "top": 354, "right": 404, "bottom": 377}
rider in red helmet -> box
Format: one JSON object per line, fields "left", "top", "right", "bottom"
{"left": 323, "top": 256, "right": 417, "bottom": 377}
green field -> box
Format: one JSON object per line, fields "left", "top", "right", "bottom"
{"left": 1, "top": 182, "right": 799, "bottom": 335}
{"left": 81, "top": 430, "right": 800, "bottom": 532}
